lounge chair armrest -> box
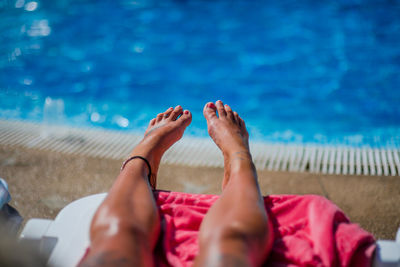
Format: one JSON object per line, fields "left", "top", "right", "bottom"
{"left": 374, "top": 240, "right": 400, "bottom": 267}
{"left": 20, "top": 219, "right": 53, "bottom": 240}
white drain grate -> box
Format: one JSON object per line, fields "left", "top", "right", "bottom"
{"left": 0, "top": 120, "right": 399, "bottom": 176}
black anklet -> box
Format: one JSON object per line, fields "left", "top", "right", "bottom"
{"left": 121, "top": 156, "right": 155, "bottom": 189}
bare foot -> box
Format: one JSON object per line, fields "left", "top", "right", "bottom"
{"left": 203, "top": 100, "right": 251, "bottom": 189}
{"left": 129, "top": 105, "right": 192, "bottom": 188}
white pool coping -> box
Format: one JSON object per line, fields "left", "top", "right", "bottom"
{"left": 1, "top": 119, "right": 399, "bottom": 176}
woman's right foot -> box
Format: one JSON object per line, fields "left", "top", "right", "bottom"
{"left": 129, "top": 105, "right": 192, "bottom": 188}
{"left": 203, "top": 100, "right": 253, "bottom": 189}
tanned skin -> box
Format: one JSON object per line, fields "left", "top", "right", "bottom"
{"left": 79, "top": 101, "right": 273, "bottom": 267}
{"left": 194, "top": 101, "right": 273, "bottom": 267}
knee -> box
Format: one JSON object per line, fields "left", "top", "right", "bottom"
{"left": 198, "top": 217, "right": 273, "bottom": 266}
{"left": 199, "top": 215, "right": 270, "bottom": 247}
{"left": 90, "top": 207, "right": 160, "bottom": 247}
{"left": 225, "top": 217, "right": 270, "bottom": 245}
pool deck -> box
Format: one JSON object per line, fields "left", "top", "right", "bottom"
{"left": 1, "top": 143, "right": 399, "bottom": 240}
{"left": 1, "top": 119, "right": 399, "bottom": 176}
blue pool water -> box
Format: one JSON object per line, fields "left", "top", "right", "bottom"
{"left": 1, "top": 0, "right": 400, "bottom": 147}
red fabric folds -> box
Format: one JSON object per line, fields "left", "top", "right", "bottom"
{"left": 80, "top": 191, "right": 375, "bottom": 266}
{"left": 153, "top": 191, "right": 375, "bottom": 267}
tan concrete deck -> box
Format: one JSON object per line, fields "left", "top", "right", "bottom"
{"left": 1, "top": 144, "right": 399, "bottom": 240}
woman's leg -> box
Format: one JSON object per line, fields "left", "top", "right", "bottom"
{"left": 79, "top": 106, "right": 192, "bottom": 267}
{"left": 195, "top": 100, "right": 273, "bottom": 267}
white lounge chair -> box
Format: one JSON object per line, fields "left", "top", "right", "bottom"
{"left": 19, "top": 193, "right": 400, "bottom": 267}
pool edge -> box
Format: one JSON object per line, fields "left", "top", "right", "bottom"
{"left": 0, "top": 119, "right": 399, "bottom": 176}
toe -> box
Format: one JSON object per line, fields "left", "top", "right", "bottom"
{"left": 170, "top": 105, "right": 183, "bottom": 121}
{"left": 148, "top": 118, "right": 156, "bottom": 127}
{"left": 162, "top": 107, "right": 174, "bottom": 120}
{"left": 233, "top": 111, "right": 239, "bottom": 124}
{"left": 156, "top": 113, "right": 163, "bottom": 122}
{"left": 239, "top": 116, "right": 245, "bottom": 128}
{"left": 225, "top": 104, "right": 234, "bottom": 121}
{"left": 178, "top": 110, "right": 192, "bottom": 127}
{"left": 215, "top": 100, "right": 227, "bottom": 117}
{"left": 239, "top": 116, "right": 249, "bottom": 137}
{"left": 203, "top": 102, "right": 218, "bottom": 121}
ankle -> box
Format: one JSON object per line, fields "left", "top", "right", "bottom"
{"left": 225, "top": 150, "right": 255, "bottom": 174}
{"left": 224, "top": 147, "right": 252, "bottom": 160}
{"left": 130, "top": 146, "right": 159, "bottom": 172}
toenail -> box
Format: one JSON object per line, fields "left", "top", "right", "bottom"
{"left": 184, "top": 110, "right": 189, "bottom": 114}
{"left": 207, "top": 103, "right": 216, "bottom": 109}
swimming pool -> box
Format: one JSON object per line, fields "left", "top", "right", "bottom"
{"left": 1, "top": 0, "right": 400, "bottom": 147}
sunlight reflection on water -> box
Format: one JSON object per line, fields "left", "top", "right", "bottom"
{"left": 1, "top": 0, "right": 399, "bottom": 147}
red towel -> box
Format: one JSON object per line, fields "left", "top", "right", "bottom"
{"left": 80, "top": 191, "right": 376, "bottom": 267}
{"left": 153, "top": 191, "right": 375, "bottom": 267}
